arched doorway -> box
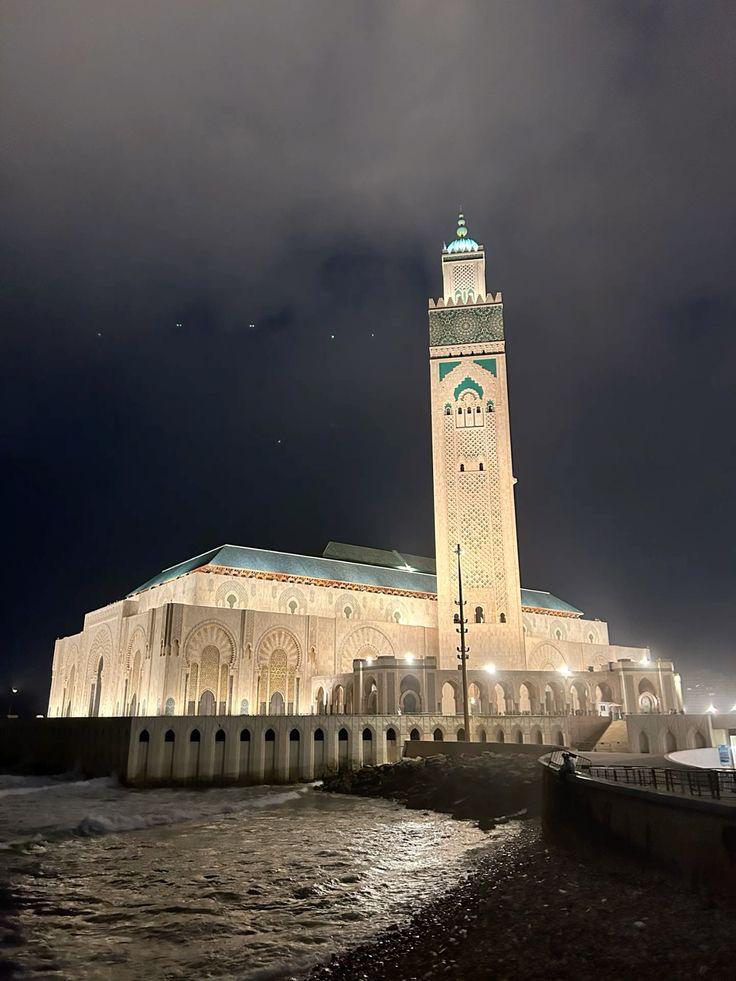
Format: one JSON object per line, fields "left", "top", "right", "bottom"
{"left": 362, "top": 727, "right": 375, "bottom": 765}
{"left": 441, "top": 682, "right": 458, "bottom": 715}
{"left": 264, "top": 728, "right": 276, "bottom": 780}
{"left": 400, "top": 674, "right": 421, "bottom": 714}
{"left": 269, "top": 691, "right": 285, "bottom": 715}
{"left": 468, "top": 682, "right": 482, "bottom": 715}
{"left": 338, "top": 727, "right": 349, "bottom": 769}
{"left": 494, "top": 683, "right": 508, "bottom": 715}
{"left": 198, "top": 690, "right": 216, "bottom": 715}
{"left": 519, "top": 682, "right": 535, "bottom": 714}
{"left": 386, "top": 727, "right": 399, "bottom": 762}
{"left": 638, "top": 731, "right": 650, "bottom": 754}
{"left": 665, "top": 730, "right": 677, "bottom": 753}
{"left": 288, "top": 729, "right": 301, "bottom": 781}
{"left": 313, "top": 728, "right": 326, "bottom": 777}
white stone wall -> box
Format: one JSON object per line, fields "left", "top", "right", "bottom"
{"left": 124, "top": 711, "right": 571, "bottom": 785}
{"left": 625, "top": 713, "right": 713, "bottom": 754}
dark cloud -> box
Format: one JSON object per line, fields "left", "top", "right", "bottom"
{"left": 1, "top": 1, "right": 735, "bottom": 709}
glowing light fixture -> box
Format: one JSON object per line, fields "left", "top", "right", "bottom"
{"left": 405, "top": 653, "right": 414, "bottom": 664}
{"left": 557, "top": 665, "right": 571, "bottom": 677}
{"left": 365, "top": 658, "right": 374, "bottom": 666}
{"left": 483, "top": 663, "right": 496, "bottom": 675}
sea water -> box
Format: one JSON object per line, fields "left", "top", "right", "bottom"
{"left": 0, "top": 774, "right": 514, "bottom": 978}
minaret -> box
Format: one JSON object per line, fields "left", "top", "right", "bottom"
{"left": 429, "top": 214, "right": 524, "bottom": 668}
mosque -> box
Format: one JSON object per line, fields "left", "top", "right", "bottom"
{"left": 47, "top": 216, "right": 690, "bottom": 763}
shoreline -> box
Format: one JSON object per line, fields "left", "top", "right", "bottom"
{"left": 303, "top": 815, "right": 736, "bottom": 981}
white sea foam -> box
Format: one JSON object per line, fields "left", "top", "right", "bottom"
{"left": 74, "top": 785, "right": 310, "bottom": 837}
{"left": 0, "top": 771, "right": 315, "bottom": 849}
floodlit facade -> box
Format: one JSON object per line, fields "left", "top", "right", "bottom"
{"left": 48, "top": 217, "right": 685, "bottom": 751}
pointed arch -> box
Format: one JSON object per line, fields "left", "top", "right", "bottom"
{"left": 339, "top": 625, "right": 394, "bottom": 671}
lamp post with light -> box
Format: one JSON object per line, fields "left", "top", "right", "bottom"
{"left": 454, "top": 544, "right": 472, "bottom": 741}
{"left": 8, "top": 687, "right": 19, "bottom": 718}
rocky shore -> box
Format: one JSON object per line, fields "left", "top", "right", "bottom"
{"left": 320, "top": 753, "right": 542, "bottom": 829}
{"left": 305, "top": 820, "right": 735, "bottom": 980}
{"left": 309, "top": 754, "right": 736, "bottom": 980}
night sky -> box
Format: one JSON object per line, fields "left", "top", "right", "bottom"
{"left": 2, "top": 2, "right": 735, "bottom": 714}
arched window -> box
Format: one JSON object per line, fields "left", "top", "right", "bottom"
{"left": 499, "top": 612, "right": 506, "bottom": 624}
{"left": 289, "top": 728, "right": 300, "bottom": 741}
{"left": 457, "top": 727, "right": 466, "bottom": 741}
{"left": 393, "top": 611, "right": 401, "bottom": 623}
{"left": 314, "top": 728, "right": 324, "bottom": 741}
{"left": 479, "top": 462, "right": 484, "bottom": 472}
{"left": 344, "top": 606, "right": 352, "bottom": 620}
{"left": 265, "top": 728, "right": 275, "bottom": 742}
{"left": 475, "top": 606, "right": 484, "bottom": 624}
{"left": 288, "top": 600, "right": 298, "bottom": 615}
{"left": 240, "top": 728, "right": 251, "bottom": 742}
{"left": 215, "top": 729, "right": 225, "bottom": 743}
{"left": 164, "top": 697, "right": 175, "bottom": 716}
{"left": 516, "top": 730, "right": 524, "bottom": 744}
{"left": 164, "top": 729, "right": 175, "bottom": 743}
{"left": 139, "top": 729, "right": 150, "bottom": 743}
{"left": 555, "top": 629, "right": 562, "bottom": 640}
{"left": 338, "top": 728, "right": 349, "bottom": 742}
{"left": 190, "top": 729, "right": 201, "bottom": 743}
{"left": 638, "top": 731, "right": 650, "bottom": 754}
{"left": 386, "top": 727, "right": 397, "bottom": 741}
{"left": 409, "top": 728, "right": 421, "bottom": 741}
{"left": 445, "top": 405, "right": 452, "bottom": 416}
{"left": 433, "top": 728, "right": 444, "bottom": 741}
{"left": 460, "top": 463, "right": 465, "bottom": 472}
{"left": 555, "top": 730, "right": 565, "bottom": 746}
{"left": 362, "top": 727, "right": 373, "bottom": 741}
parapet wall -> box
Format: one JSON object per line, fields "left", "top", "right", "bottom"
{"left": 543, "top": 764, "right": 736, "bottom": 892}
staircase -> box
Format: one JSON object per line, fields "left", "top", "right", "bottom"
{"left": 590, "top": 719, "right": 630, "bottom": 753}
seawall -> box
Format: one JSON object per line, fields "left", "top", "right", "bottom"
{"left": 542, "top": 762, "right": 736, "bottom": 892}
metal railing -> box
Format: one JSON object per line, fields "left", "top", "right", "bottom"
{"left": 546, "top": 750, "right": 736, "bottom": 802}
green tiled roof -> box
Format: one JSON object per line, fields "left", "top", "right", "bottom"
{"left": 129, "top": 541, "right": 583, "bottom": 616}
{"left": 520, "top": 588, "right": 582, "bottom": 616}
{"left": 129, "top": 543, "right": 437, "bottom": 596}
{"left": 322, "top": 541, "right": 436, "bottom": 575}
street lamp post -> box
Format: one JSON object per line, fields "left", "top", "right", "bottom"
{"left": 8, "top": 687, "right": 19, "bottom": 718}
{"left": 454, "top": 544, "right": 472, "bottom": 741}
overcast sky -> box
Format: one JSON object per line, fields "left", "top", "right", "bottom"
{"left": 2, "top": 1, "right": 735, "bottom": 710}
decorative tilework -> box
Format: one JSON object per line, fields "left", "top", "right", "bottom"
{"left": 429, "top": 304, "right": 504, "bottom": 346}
